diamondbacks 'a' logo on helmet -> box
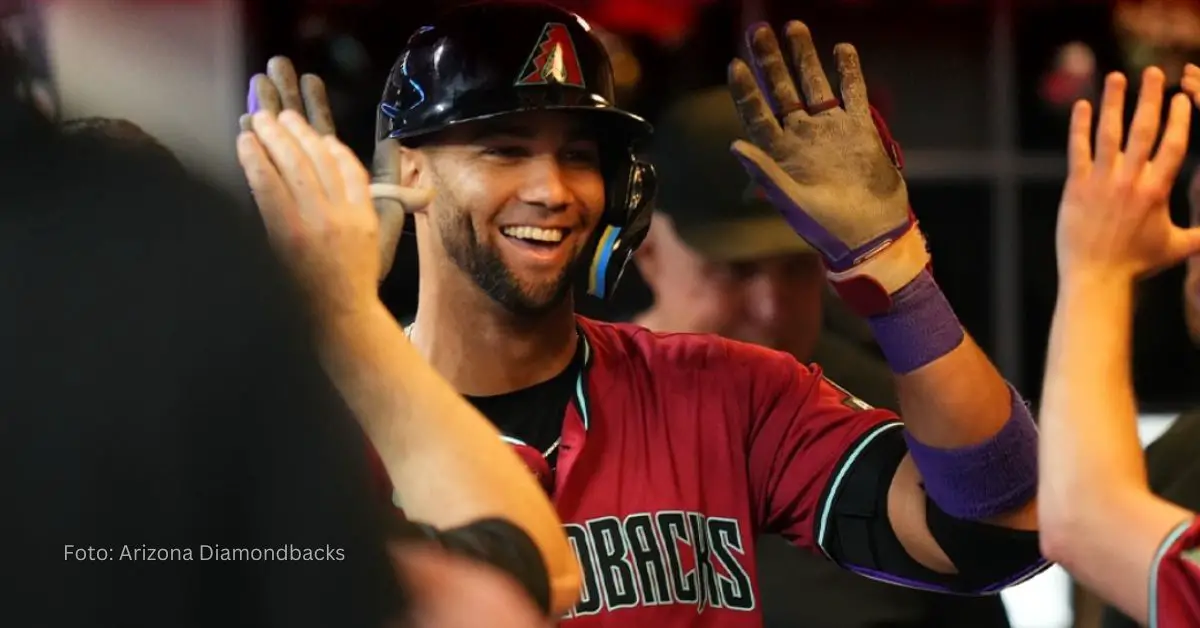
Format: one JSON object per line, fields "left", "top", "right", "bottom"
{"left": 515, "top": 22, "right": 586, "bottom": 88}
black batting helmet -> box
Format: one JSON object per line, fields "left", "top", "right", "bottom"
{"left": 376, "top": 0, "right": 656, "bottom": 302}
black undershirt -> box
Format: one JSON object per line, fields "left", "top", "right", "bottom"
{"left": 464, "top": 339, "right": 584, "bottom": 470}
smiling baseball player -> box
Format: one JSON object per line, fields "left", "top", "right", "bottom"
{"left": 243, "top": 2, "right": 1051, "bottom": 625}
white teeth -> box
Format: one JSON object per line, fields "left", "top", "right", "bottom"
{"left": 501, "top": 226, "right": 564, "bottom": 242}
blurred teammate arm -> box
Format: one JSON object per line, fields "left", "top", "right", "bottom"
{"left": 323, "top": 309, "right": 572, "bottom": 614}
{"left": 237, "top": 107, "right": 578, "bottom": 615}
{"left": 1039, "top": 269, "right": 1191, "bottom": 622}
{"left": 1036, "top": 68, "right": 1200, "bottom": 622}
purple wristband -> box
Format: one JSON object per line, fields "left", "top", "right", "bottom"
{"left": 867, "top": 270, "right": 964, "bottom": 374}
{"left": 903, "top": 384, "right": 1038, "bottom": 521}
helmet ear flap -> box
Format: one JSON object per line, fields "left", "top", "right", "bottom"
{"left": 581, "top": 158, "right": 656, "bottom": 301}
{"left": 627, "top": 161, "right": 656, "bottom": 227}
{"left": 617, "top": 160, "right": 655, "bottom": 253}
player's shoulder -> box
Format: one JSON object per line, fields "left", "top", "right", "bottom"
{"left": 576, "top": 316, "right": 817, "bottom": 382}
{"left": 1150, "top": 514, "right": 1200, "bottom": 627}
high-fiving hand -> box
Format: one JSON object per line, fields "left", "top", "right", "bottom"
{"left": 727, "top": 22, "right": 925, "bottom": 316}
{"left": 1057, "top": 67, "right": 1200, "bottom": 284}
{"left": 242, "top": 56, "right": 432, "bottom": 280}
{"left": 241, "top": 56, "right": 337, "bottom": 136}
{"left": 237, "top": 111, "right": 382, "bottom": 324}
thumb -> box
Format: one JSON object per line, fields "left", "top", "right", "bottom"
{"left": 369, "top": 140, "right": 431, "bottom": 282}
{"left": 370, "top": 183, "right": 436, "bottom": 212}
{"left": 1171, "top": 226, "right": 1200, "bottom": 261}
{"left": 369, "top": 181, "right": 424, "bottom": 282}
{"left": 729, "top": 138, "right": 809, "bottom": 194}
{"left": 371, "top": 139, "right": 435, "bottom": 212}
{"left": 375, "top": 204, "right": 405, "bottom": 284}
{"left": 729, "top": 138, "right": 817, "bottom": 211}
{"left": 729, "top": 138, "right": 778, "bottom": 176}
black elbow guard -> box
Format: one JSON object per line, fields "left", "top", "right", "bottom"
{"left": 924, "top": 497, "right": 1050, "bottom": 593}
{"left": 820, "top": 424, "right": 962, "bottom": 592}
{"left": 819, "top": 424, "right": 1050, "bottom": 594}
{"left": 425, "top": 518, "right": 553, "bottom": 614}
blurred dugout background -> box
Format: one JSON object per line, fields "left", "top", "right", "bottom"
{"left": 18, "top": 0, "right": 1200, "bottom": 626}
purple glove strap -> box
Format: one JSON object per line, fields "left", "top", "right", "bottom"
{"left": 844, "top": 559, "right": 1049, "bottom": 595}
{"left": 866, "top": 270, "right": 964, "bottom": 374}
{"left": 247, "top": 78, "right": 260, "bottom": 115}
{"left": 903, "top": 384, "right": 1038, "bottom": 521}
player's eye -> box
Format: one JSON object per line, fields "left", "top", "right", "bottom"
{"left": 481, "top": 145, "right": 530, "bottom": 159}
{"left": 562, "top": 145, "right": 600, "bottom": 166}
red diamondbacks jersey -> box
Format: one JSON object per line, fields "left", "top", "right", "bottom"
{"left": 370, "top": 316, "right": 900, "bottom": 626}
{"left": 1151, "top": 516, "right": 1200, "bottom": 627}
{"left": 547, "top": 317, "right": 898, "bottom": 626}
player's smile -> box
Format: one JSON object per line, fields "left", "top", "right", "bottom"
{"left": 497, "top": 223, "right": 577, "bottom": 268}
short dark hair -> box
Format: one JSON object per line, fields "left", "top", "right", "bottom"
{"left": 59, "top": 116, "right": 181, "bottom": 166}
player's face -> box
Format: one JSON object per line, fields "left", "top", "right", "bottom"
{"left": 642, "top": 214, "right": 825, "bottom": 360}
{"left": 420, "top": 111, "right": 605, "bottom": 316}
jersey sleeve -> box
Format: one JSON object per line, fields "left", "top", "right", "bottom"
{"left": 1149, "top": 516, "right": 1200, "bottom": 628}
{"left": 744, "top": 347, "right": 901, "bottom": 554}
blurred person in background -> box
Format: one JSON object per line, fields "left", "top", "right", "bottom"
{"left": 1037, "top": 65, "right": 1200, "bottom": 627}
{"left": 631, "top": 86, "right": 1012, "bottom": 628}
{"left": 0, "top": 30, "right": 562, "bottom": 627}
{"left": 245, "top": 2, "right": 1050, "bottom": 624}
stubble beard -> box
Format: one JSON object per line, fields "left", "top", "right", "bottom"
{"left": 437, "top": 206, "right": 578, "bottom": 318}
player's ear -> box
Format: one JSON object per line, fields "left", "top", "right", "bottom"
{"left": 394, "top": 143, "right": 427, "bottom": 189}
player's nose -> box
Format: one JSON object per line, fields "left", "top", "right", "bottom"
{"left": 517, "top": 154, "right": 575, "bottom": 212}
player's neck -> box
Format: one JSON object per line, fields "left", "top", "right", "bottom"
{"left": 412, "top": 269, "right": 579, "bottom": 397}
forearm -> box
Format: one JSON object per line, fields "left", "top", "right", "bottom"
{"left": 894, "top": 338, "right": 1011, "bottom": 447}
{"left": 869, "top": 272, "right": 1010, "bottom": 446}
{"left": 317, "top": 302, "right": 579, "bottom": 614}
{"left": 1036, "top": 277, "right": 1194, "bottom": 621}
{"left": 1038, "top": 275, "right": 1144, "bottom": 516}
{"left": 868, "top": 271, "right": 1037, "bottom": 529}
